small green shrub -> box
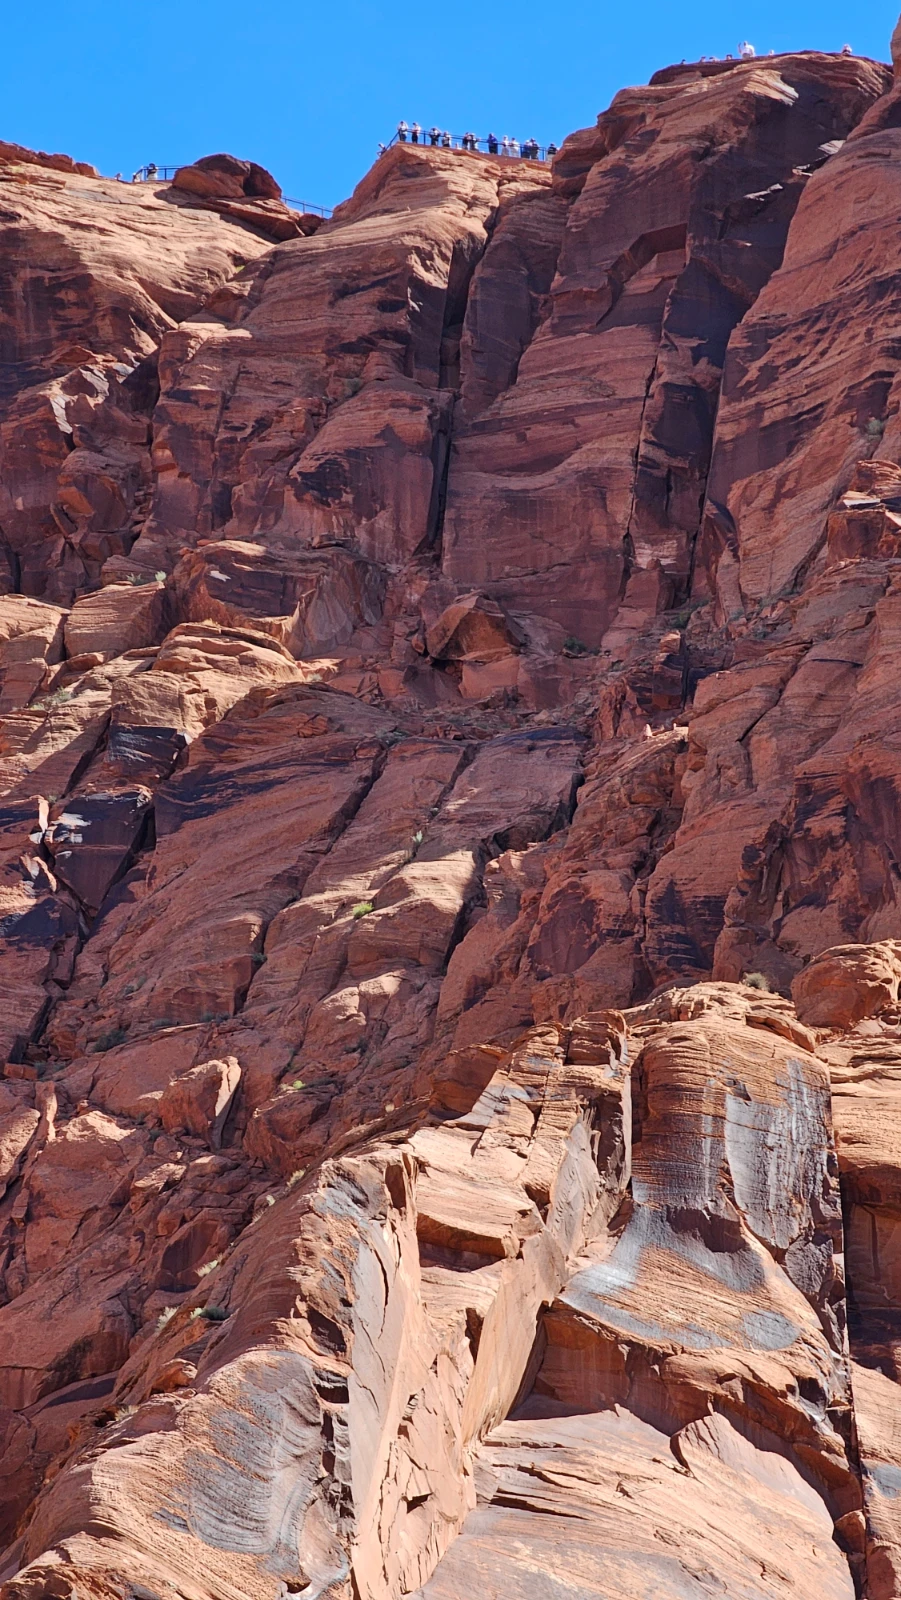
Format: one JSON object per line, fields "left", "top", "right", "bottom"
{"left": 200, "top": 1305, "right": 230, "bottom": 1322}
{"left": 34, "top": 687, "right": 73, "bottom": 709}
{"left": 743, "top": 971, "right": 771, "bottom": 993}
{"left": 866, "top": 417, "right": 886, "bottom": 437}
{"left": 352, "top": 900, "right": 374, "bottom": 919}
{"left": 126, "top": 569, "right": 166, "bottom": 586}
{"left": 93, "top": 1026, "right": 128, "bottom": 1053}
{"left": 563, "top": 635, "right": 590, "bottom": 657}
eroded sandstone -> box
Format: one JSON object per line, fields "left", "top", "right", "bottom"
{"left": 4, "top": 25, "right": 901, "bottom": 1600}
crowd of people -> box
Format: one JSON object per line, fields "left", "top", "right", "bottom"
{"left": 390, "top": 124, "right": 556, "bottom": 161}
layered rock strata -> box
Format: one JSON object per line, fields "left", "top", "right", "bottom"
{"left": 4, "top": 31, "right": 901, "bottom": 1600}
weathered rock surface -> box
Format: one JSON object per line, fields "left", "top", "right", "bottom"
{"left": 442, "top": 54, "right": 888, "bottom": 647}
{"left": 0, "top": 154, "right": 274, "bottom": 602}
{"left": 6, "top": 23, "right": 901, "bottom": 1600}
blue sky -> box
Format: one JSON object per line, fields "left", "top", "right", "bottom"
{"left": 2, "top": 0, "right": 897, "bottom": 209}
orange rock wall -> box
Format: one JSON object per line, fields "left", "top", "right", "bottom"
{"left": 3, "top": 40, "right": 901, "bottom": 1600}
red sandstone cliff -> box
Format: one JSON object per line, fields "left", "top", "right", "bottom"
{"left": 2, "top": 38, "right": 901, "bottom": 1600}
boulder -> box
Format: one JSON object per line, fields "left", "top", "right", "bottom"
{"left": 792, "top": 942, "right": 901, "bottom": 1029}
{"left": 158, "top": 1057, "right": 241, "bottom": 1144}
{"left": 172, "top": 153, "right": 283, "bottom": 201}
{"left": 64, "top": 581, "right": 165, "bottom": 657}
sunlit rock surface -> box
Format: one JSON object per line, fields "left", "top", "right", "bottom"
{"left": 4, "top": 33, "right": 901, "bottom": 1600}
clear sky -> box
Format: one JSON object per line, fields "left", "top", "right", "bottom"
{"left": 2, "top": 0, "right": 897, "bottom": 210}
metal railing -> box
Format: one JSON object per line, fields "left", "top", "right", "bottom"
{"left": 131, "top": 165, "right": 180, "bottom": 181}
{"left": 382, "top": 131, "right": 556, "bottom": 162}
{"left": 284, "top": 197, "right": 333, "bottom": 218}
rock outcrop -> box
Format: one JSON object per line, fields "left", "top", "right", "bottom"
{"left": 4, "top": 27, "right": 901, "bottom": 1600}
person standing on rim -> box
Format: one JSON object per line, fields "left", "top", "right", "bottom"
{"left": 487, "top": 132, "right": 498, "bottom": 154}
{"left": 429, "top": 125, "right": 441, "bottom": 145}
{"left": 397, "top": 120, "right": 409, "bottom": 142}
{"left": 411, "top": 122, "right": 422, "bottom": 144}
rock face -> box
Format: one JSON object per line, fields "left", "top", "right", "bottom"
{"left": 6, "top": 29, "right": 901, "bottom": 1600}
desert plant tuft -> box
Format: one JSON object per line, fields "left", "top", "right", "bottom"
{"left": 352, "top": 900, "right": 374, "bottom": 919}
{"left": 563, "top": 635, "right": 590, "bottom": 657}
{"left": 156, "top": 1305, "right": 177, "bottom": 1331}
{"left": 34, "top": 687, "right": 73, "bottom": 709}
{"left": 286, "top": 1168, "right": 306, "bottom": 1189}
{"left": 743, "top": 971, "right": 771, "bottom": 992}
{"left": 114, "top": 1404, "right": 139, "bottom": 1421}
{"left": 196, "top": 1257, "right": 221, "bottom": 1278}
{"left": 93, "top": 1026, "right": 128, "bottom": 1053}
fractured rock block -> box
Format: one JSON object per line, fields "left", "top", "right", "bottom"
{"left": 793, "top": 941, "right": 901, "bottom": 1029}
{"left": 158, "top": 1056, "right": 241, "bottom": 1145}
{"left": 64, "top": 581, "right": 165, "bottom": 658}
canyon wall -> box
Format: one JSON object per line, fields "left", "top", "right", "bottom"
{"left": 3, "top": 39, "right": 901, "bottom": 1600}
